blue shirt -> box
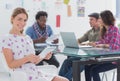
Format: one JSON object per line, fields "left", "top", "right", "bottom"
{"left": 26, "top": 25, "right": 53, "bottom": 40}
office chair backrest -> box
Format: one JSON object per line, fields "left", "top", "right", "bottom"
{"left": 0, "top": 51, "right": 28, "bottom": 81}
{"left": 0, "top": 51, "right": 10, "bottom": 73}
{"left": 0, "top": 35, "right": 11, "bottom": 73}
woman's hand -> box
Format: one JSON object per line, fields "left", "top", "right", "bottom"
{"left": 96, "top": 44, "right": 104, "bottom": 48}
{"left": 44, "top": 52, "right": 52, "bottom": 60}
{"left": 27, "top": 54, "right": 43, "bottom": 64}
{"left": 96, "top": 44, "right": 109, "bottom": 48}
{"left": 88, "top": 42, "right": 96, "bottom": 47}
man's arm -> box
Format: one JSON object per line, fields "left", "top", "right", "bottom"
{"left": 78, "top": 30, "right": 90, "bottom": 43}
{"left": 33, "top": 37, "right": 46, "bottom": 43}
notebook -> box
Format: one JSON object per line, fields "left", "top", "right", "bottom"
{"left": 60, "top": 32, "right": 92, "bottom": 49}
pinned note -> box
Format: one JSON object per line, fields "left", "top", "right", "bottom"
{"left": 67, "top": 5, "right": 72, "bottom": 17}
{"left": 64, "top": 0, "right": 70, "bottom": 5}
{"left": 41, "top": 1, "right": 46, "bottom": 9}
{"left": 56, "top": 15, "right": 61, "bottom": 27}
{"left": 77, "top": 7, "right": 85, "bottom": 17}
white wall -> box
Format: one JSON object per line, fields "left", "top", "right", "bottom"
{"left": 0, "top": 0, "right": 116, "bottom": 38}
{"left": 0, "top": 0, "right": 22, "bottom": 35}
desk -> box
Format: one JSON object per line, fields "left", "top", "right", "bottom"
{"left": 55, "top": 47, "right": 120, "bottom": 81}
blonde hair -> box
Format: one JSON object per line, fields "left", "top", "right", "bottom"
{"left": 11, "top": 7, "right": 28, "bottom": 23}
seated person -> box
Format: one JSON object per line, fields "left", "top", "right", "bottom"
{"left": 1, "top": 7, "right": 68, "bottom": 81}
{"left": 59, "top": 12, "right": 100, "bottom": 81}
{"left": 26, "top": 11, "right": 59, "bottom": 67}
{"left": 85, "top": 10, "right": 120, "bottom": 81}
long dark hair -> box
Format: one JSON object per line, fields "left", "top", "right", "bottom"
{"left": 100, "top": 10, "right": 115, "bottom": 38}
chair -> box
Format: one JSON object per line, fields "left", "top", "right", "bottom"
{"left": 0, "top": 51, "right": 28, "bottom": 81}
{"left": 100, "top": 69, "right": 116, "bottom": 81}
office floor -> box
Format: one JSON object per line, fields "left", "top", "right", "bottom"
{"left": 55, "top": 54, "right": 117, "bottom": 81}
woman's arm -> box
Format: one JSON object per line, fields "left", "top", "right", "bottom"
{"left": 96, "top": 44, "right": 109, "bottom": 48}
{"left": 3, "top": 48, "right": 41, "bottom": 69}
{"left": 109, "top": 27, "right": 120, "bottom": 49}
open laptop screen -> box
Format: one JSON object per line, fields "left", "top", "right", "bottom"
{"left": 60, "top": 32, "right": 79, "bottom": 48}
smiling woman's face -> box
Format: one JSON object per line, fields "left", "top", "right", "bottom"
{"left": 11, "top": 13, "right": 27, "bottom": 32}
{"left": 97, "top": 18, "right": 104, "bottom": 26}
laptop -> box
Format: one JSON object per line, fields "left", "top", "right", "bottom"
{"left": 60, "top": 32, "right": 92, "bottom": 49}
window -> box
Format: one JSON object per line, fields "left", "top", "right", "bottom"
{"left": 116, "top": 0, "right": 120, "bottom": 19}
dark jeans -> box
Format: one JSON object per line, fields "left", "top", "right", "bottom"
{"left": 59, "top": 57, "right": 84, "bottom": 81}
{"left": 36, "top": 51, "right": 59, "bottom": 68}
{"left": 85, "top": 63, "right": 117, "bottom": 81}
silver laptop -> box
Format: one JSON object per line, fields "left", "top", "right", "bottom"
{"left": 60, "top": 32, "right": 92, "bottom": 49}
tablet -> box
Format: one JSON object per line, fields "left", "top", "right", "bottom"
{"left": 39, "top": 47, "right": 56, "bottom": 58}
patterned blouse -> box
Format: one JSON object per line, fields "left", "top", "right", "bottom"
{"left": 0, "top": 34, "right": 55, "bottom": 81}
{"left": 96, "top": 25, "right": 120, "bottom": 50}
